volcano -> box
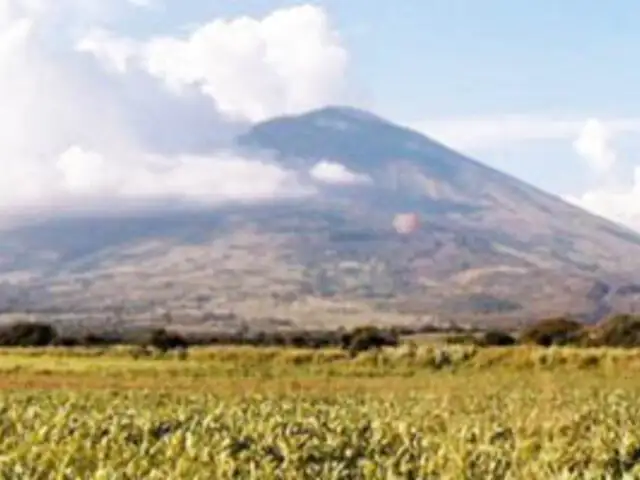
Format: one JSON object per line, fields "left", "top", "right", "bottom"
{"left": 1, "top": 106, "right": 640, "bottom": 329}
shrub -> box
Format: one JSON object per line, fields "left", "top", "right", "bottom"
{"left": 79, "top": 332, "right": 124, "bottom": 347}
{"left": 53, "top": 336, "right": 82, "bottom": 347}
{"left": 480, "top": 330, "right": 516, "bottom": 347}
{"left": 0, "top": 322, "right": 58, "bottom": 347}
{"left": 292, "top": 331, "right": 337, "bottom": 349}
{"left": 590, "top": 314, "right": 640, "bottom": 348}
{"left": 519, "top": 317, "right": 585, "bottom": 347}
{"left": 389, "top": 326, "right": 417, "bottom": 337}
{"left": 342, "top": 326, "right": 399, "bottom": 357}
{"left": 147, "top": 329, "right": 189, "bottom": 353}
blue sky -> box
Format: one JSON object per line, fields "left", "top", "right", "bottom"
{"left": 1, "top": 0, "right": 639, "bottom": 228}
{"left": 123, "top": 1, "right": 640, "bottom": 115}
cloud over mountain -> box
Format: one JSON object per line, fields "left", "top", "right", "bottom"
{"left": 310, "top": 161, "right": 372, "bottom": 185}
{"left": 565, "top": 119, "right": 640, "bottom": 230}
{"left": 413, "top": 113, "right": 640, "bottom": 232}
{"left": 0, "top": 1, "right": 347, "bottom": 214}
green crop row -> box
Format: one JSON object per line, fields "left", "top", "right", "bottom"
{"left": 0, "top": 382, "right": 639, "bottom": 479}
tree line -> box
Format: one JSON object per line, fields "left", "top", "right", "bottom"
{"left": 2, "top": 313, "right": 640, "bottom": 356}
{"left": 0, "top": 322, "right": 401, "bottom": 356}
{"left": 449, "top": 314, "right": 640, "bottom": 348}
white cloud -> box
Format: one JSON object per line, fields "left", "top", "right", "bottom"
{"left": 572, "top": 118, "right": 617, "bottom": 173}
{"left": 55, "top": 146, "right": 310, "bottom": 204}
{"left": 0, "top": 2, "right": 347, "bottom": 215}
{"left": 565, "top": 177, "right": 640, "bottom": 230}
{"left": 412, "top": 114, "right": 640, "bottom": 151}
{"left": 310, "top": 161, "right": 372, "bottom": 185}
{"left": 564, "top": 119, "right": 640, "bottom": 230}
{"left": 82, "top": 4, "right": 349, "bottom": 122}
{"left": 1, "top": 0, "right": 151, "bottom": 26}
{"left": 76, "top": 28, "right": 138, "bottom": 73}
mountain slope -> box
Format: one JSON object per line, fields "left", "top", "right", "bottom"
{"left": 240, "top": 106, "right": 640, "bottom": 273}
{"left": 1, "top": 106, "right": 640, "bottom": 329}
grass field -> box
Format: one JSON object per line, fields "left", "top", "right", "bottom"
{"left": 2, "top": 345, "right": 640, "bottom": 478}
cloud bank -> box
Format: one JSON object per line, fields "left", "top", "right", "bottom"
{"left": 564, "top": 119, "right": 640, "bottom": 230}
{"left": 413, "top": 114, "right": 640, "bottom": 151}
{"left": 0, "top": 1, "right": 348, "bottom": 215}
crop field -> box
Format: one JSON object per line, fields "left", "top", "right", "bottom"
{"left": 2, "top": 345, "right": 640, "bottom": 478}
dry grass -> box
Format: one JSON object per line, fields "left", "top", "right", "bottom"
{"left": 0, "top": 344, "right": 636, "bottom": 394}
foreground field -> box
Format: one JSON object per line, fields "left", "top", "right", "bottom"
{"left": 2, "top": 345, "right": 640, "bottom": 478}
